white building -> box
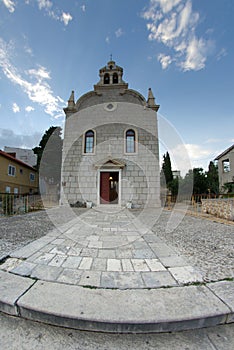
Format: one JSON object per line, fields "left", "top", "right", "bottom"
{"left": 172, "top": 170, "right": 181, "bottom": 179}
{"left": 61, "top": 60, "right": 161, "bottom": 208}
{"left": 215, "top": 144, "right": 234, "bottom": 191}
{"left": 4, "top": 147, "right": 37, "bottom": 167}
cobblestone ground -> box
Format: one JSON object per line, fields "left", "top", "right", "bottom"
{"left": 0, "top": 208, "right": 233, "bottom": 282}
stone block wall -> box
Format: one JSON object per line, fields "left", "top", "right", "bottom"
{"left": 202, "top": 198, "right": 234, "bottom": 221}
{"left": 61, "top": 102, "right": 160, "bottom": 207}
{"left": 62, "top": 123, "right": 159, "bottom": 207}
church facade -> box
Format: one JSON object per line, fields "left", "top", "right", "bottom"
{"left": 61, "top": 60, "right": 160, "bottom": 208}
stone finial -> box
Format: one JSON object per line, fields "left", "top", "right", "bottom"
{"left": 147, "top": 88, "right": 160, "bottom": 111}
{"left": 63, "top": 90, "right": 77, "bottom": 117}
{"left": 68, "top": 90, "right": 75, "bottom": 108}
{"left": 147, "top": 88, "right": 155, "bottom": 106}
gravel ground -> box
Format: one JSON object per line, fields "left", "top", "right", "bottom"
{"left": 0, "top": 211, "right": 54, "bottom": 258}
{"left": 0, "top": 208, "right": 233, "bottom": 282}
{"left": 0, "top": 207, "right": 87, "bottom": 259}
{"left": 152, "top": 211, "right": 234, "bottom": 282}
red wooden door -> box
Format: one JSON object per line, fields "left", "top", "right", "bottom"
{"left": 100, "top": 172, "right": 110, "bottom": 204}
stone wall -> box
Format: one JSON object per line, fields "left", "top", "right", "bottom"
{"left": 61, "top": 102, "right": 160, "bottom": 208}
{"left": 202, "top": 198, "right": 234, "bottom": 221}
{"left": 76, "top": 89, "right": 144, "bottom": 112}
{"left": 62, "top": 123, "right": 159, "bottom": 207}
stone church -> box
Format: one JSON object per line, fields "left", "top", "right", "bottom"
{"left": 61, "top": 60, "right": 160, "bottom": 208}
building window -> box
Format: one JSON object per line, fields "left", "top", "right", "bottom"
{"left": 30, "top": 173, "right": 35, "bottom": 181}
{"left": 8, "top": 165, "right": 16, "bottom": 176}
{"left": 126, "top": 129, "right": 136, "bottom": 153}
{"left": 20, "top": 168, "right": 23, "bottom": 174}
{"left": 14, "top": 188, "right": 18, "bottom": 194}
{"left": 223, "top": 160, "right": 230, "bottom": 172}
{"left": 113, "top": 73, "right": 118, "bottom": 84}
{"left": 84, "top": 130, "right": 95, "bottom": 153}
{"left": 5, "top": 186, "right": 11, "bottom": 193}
{"left": 104, "top": 73, "right": 110, "bottom": 84}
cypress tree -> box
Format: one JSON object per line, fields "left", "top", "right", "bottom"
{"left": 162, "top": 152, "right": 173, "bottom": 186}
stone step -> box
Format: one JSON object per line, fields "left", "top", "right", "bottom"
{"left": 0, "top": 270, "right": 233, "bottom": 333}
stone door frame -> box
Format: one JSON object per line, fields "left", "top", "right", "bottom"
{"left": 97, "top": 168, "right": 122, "bottom": 206}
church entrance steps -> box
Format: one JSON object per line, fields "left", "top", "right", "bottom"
{"left": 0, "top": 270, "right": 233, "bottom": 333}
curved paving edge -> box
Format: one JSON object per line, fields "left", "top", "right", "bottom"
{"left": 0, "top": 270, "right": 233, "bottom": 333}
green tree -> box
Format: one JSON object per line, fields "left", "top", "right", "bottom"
{"left": 169, "top": 177, "right": 179, "bottom": 196}
{"left": 180, "top": 168, "right": 208, "bottom": 196}
{"left": 181, "top": 168, "right": 208, "bottom": 195}
{"left": 180, "top": 169, "right": 193, "bottom": 195}
{"left": 192, "top": 168, "right": 208, "bottom": 194}
{"left": 161, "top": 152, "right": 179, "bottom": 196}
{"left": 33, "top": 126, "right": 63, "bottom": 185}
{"left": 222, "top": 183, "right": 234, "bottom": 193}
{"left": 33, "top": 126, "right": 58, "bottom": 169}
{"left": 162, "top": 152, "right": 173, "bottom": 186}
{"left": 206, "top": 161, "right": 219, "bottom": 194}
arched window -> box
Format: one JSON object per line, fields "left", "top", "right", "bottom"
{"left": 113, "top": 73, "right": 118, "bottom": 84}
{"left": 126, "top": 129, "right": 136, "bottom": 153}
{"left": 84, "top": 130, "right": 94, "bottom": 153}
{"left": 104, "top": 73, "right": 110, "bottom": 84}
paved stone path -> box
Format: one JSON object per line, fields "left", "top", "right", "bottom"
{"left": 0, "top": 207, "right": 233, "bottom": 333}
{"left": 1, "top": 207, "right": 203, "bottom": 289}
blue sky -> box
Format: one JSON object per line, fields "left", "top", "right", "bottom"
{"left": 0, "top": 0, "right": 233, "bottom": 174}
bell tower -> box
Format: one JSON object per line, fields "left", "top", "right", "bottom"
{"left": 95, "top": 59, "right": 128, "bottom": 89}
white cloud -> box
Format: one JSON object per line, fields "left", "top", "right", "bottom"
{"left": 216, "top": 47, "right": 227, "bottom": 61}
{"left": 81, "top": 4, "right": 86, "bottom": 12}
{"left": 25, "top": 106, "right": 35, "bottom": 112}
{"left": 12, "top": 102, "right": 20, "bottom": 113}
{"left": 37, "top": 1, "right": 73, "bottom": 26}
{"left": 3, "top": 1, "right": 73, "bottom": 26}
{"left": 24, "top": 45, "right": 33, "bottom": 56}
{"left": 142, "top": 0, "right": 214, "bottom": 71}
{"left": 205, "top": 138, "right": 223, "bottom": 144}
{"left": 180, "top": 37, "right": 208, "bottom": 71}
{"left": 184, "top": 144, "right": 211, "bottom": 160}
{"left": 23, "top": 0, "right": 73, "bottom": 25}
{"left": 158, "top": 0, "right": 182, "bottom": 14}
{"left": 171, "top": 143, "right": 213, "bottom": 174}
{"left": 0, "top": 128, "right": 42, "bottom": 150}
{"left": 158, "top": 53, "right": 172, "bottom": 69}
{"left": 105, "top": 36, "right": 110, "bottom": 44}
{"left": 0, "top": 37, "right": 64, "bottom": 118}
{"left": 60, "top": 12, "right": 73, "bottom": 26}
{"left": 28, "top": 66, "right": 51, "bottom": 80}
{"left": 37, "top": 0, "right": 52, "bottom": 10}
{"left": 2, "top": 0, "right": 15, "bottom": 13}
{"left": 115, "top": 28, "right": 124, "bottom": 38}
{"left": 4, "top": 0, "right": 73, "bottom": 27}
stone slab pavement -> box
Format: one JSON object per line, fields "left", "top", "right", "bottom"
{"left": 1, "top": 208, "right": 204, "bottom": 289}
{"left": 0, "top": 207, "right": 233, "bottom": 333}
